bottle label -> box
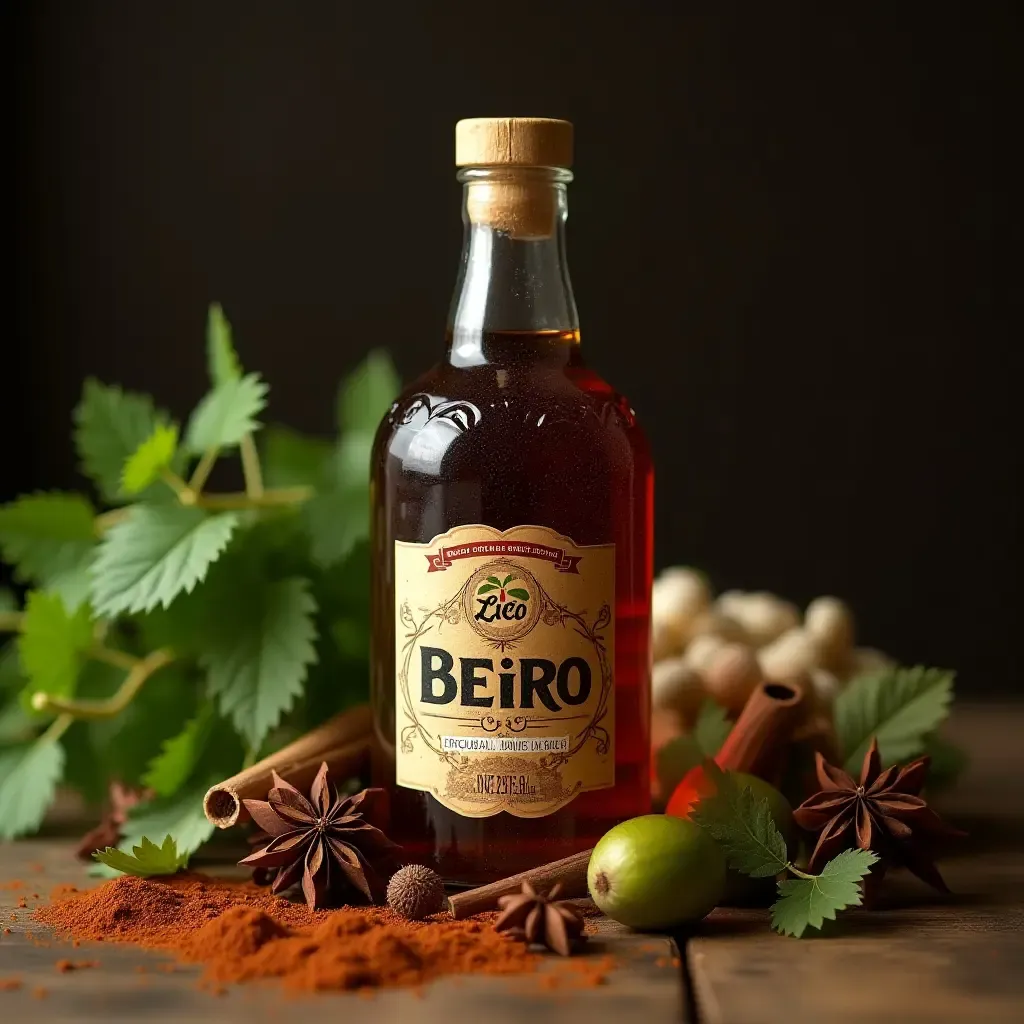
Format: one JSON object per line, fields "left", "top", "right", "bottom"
{"left": 394, "top": 524, "right": 615, "bottom": 818}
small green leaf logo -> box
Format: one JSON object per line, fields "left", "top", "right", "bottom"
{"left": 477, "top": 574, "right": 530, "bottom": 604}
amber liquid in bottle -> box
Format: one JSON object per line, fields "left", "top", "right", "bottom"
{"left": 370, "top": 147, "right": 653, "bottom": 885}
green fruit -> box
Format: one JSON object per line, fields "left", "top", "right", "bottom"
{"left": 588, "top": 815, "right": 726, "bottom": 930}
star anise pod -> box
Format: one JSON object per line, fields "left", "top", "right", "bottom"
{"left": 239, "top": 763, "right": 400, "bottom": 910}
{"left": 494, "top": 881, "right": 586, "bottom": 956}
{"left": 793, "top": 738, "right": 964, "bottom": 891}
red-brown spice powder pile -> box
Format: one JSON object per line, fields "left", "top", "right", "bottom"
{"left": 32, "top": 875, "right": 610, "bottom": 995}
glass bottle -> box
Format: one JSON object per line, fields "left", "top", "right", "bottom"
{"left": 370, "top": 117, "right": 653, "bottom": 885}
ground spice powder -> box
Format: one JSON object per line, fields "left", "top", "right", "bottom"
{"left": 32, "top": 874, "right": 608, "bottom": 995}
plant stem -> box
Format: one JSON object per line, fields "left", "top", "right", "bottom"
{"left": 188, "top": 447, "right": 220, "bottom": 494}
{"left": 0, "top": 611, "right": 24, "bottom": 633}
{"left": 196, "top": 487, "right": 313, "bottom": 510}
{"left": 41, "top": 713, "right": 74, "bottom": 745}
{"left": 786, "top": 863, "right": 818, "bottom": 881}
{"left": 239, "top": 434, "right": 264, "bottom": 499}
{"left": 88, "top": 645, "right": 140, "bottom": 672}
{"left": 31, "top": 648, "right": 175, "bottom": 720}
{"left": 95, "top": 508, "right": 130, "bottom": 533}
{"left": 161, "top": 468, "right": 195, "bottom": 503}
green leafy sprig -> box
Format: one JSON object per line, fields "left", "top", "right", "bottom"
{"left": 0, "top": 304, "right": 399, "bottom": 856}
{"left": 692, "top": 761, "right": 879, "bottom": 938}
{"left": 93, "top": 834, "right": 188, "bottom": 877}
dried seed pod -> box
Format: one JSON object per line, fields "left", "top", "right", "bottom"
{"left": 809, "top": 668, "right": 842, "bottom": 706}
{"left": 386, "top": 864, "right": 447, "bottom": 920}
{"left": 758, "top": 627, "right": 820, "bottom": 681}
{"left": 683, "top": 633, "right": 729, "bottom": 675}
{"left": 687, "top": 610, "right": 748, "bottom": 645}
{"left": 702, "top": 643, "right": 763, "bottom": 713}
{"left": 652, "top": 657, "right": 705, "bottom": 723}
{"left": 842, "top": 646, "right": 896, "bottom": 681}
{"left": 715, "top": 592, "right": 800, "bottom": 648}
{"left": 652, "top": 568, "right": 712, "bottom": 647}
{"left": 804, "top": 597, "right": 855, "bottom": 671}
{"left": 652, "top": 617, "right": 685, "bottom": 663}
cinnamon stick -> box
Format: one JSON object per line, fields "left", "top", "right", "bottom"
{"left": 715, "top": 679, "right": 804, "bottom": 777}
{"left": 448, "top": 849, "right": 592, "bottom": 919}
{"left": 203, "top": 704, "right": 372, "bottom": 829}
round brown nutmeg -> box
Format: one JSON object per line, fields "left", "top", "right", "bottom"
{"left": 386, "top": 864, "right": 446, "bottom": 920}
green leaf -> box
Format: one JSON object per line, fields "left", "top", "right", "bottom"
{"left": 477, "top": 584, "right": 498, "bottom": 595}
{"left": 74, "top": 379, "right": 164, "bottom": 503}
{"left": 17, "top": 592, "right": 94, "bottom": 703}
{"left": 336, "top": 349, "right": 400, "bottom": 435}
{"left": 206, "top": 303, "right": 242, "bottom": 386}
{"left": 185, "top": 373, "right": 269, "bottom": 453}
{"left": 0, "top": 738, "right": 65, "bottom": 839}
{"left": 90, "top": 505, "right": 239, "bottom": 616}
{"left": 93, "top": 834, "right": 188, "bottom": 877}
{"left": 487, "top": 577, "right": 502, "bottom": 586}
{"left": 693, "top": 699, "right": 732, "bottom": 756}
{"left": 0, "top": 493, "right": 96, "bottom": 609}
{"left": 120, "top": 779, "right": 218, "bottom": 858}
{"left": 771, "top": 849, "right": 878, "bottom": 938}
{"left": 142, "top": 704, "right": 215, "bottom": 797}
{"left": 303, "top": 487, "right": 368, "bottom": 569}
{"left": 692, "top": 761, "right": 790, "bottom": 878}
{"left": 835, "top": 666, "right": 955, "bottom": 774}
{"left": 262, "top": 425, "right": 333, "bottom": 489}
{"left": 507, "top": 588, "right": 530, "bottom": 600}
{"left": 121, "top": 423, "right": 179, "bottom": 496}
{"left": 921, "top": 733, "right": 969, "bottom": 793}
{"left": 202, "top": 577, "right": 319, "bottom": 749}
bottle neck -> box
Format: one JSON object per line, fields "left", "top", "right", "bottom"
{"left": 447, "top": 166, "right": 579, "bottom": 367}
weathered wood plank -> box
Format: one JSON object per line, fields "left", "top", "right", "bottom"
{"left": 688, "top": 704, "right": 1024, "bottom": 1024}
{"left": 0, "top": 839, "right": 685, "bottom": 1023}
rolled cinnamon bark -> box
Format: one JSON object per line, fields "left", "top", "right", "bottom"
{"left": 448, "top": 849, "right": 592, "bottom": 919}
{"left": 715, "top": 679, "right": 804, "bottom": 777}
{"left": 203, "top": 704, "right": 372, "bottom": 828}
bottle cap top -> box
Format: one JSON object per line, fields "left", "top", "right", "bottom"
{"left": 455, "top": 117, "right": 573, "bottom": 168}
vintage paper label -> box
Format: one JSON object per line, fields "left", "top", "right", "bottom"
{"left": 394, "top": 524, "right": 615, "bottom": 818}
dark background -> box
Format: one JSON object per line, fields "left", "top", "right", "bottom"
{"left": 10, "top": 4, "right": 1014, "bottom": 693}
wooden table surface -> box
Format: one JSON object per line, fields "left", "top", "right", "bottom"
{"left": 1, "top": 704, "right": 1022, "bottom": 1023}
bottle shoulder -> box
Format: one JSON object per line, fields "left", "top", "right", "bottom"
{"left": 372, "top": 360, "right": 649, "bottom": 480}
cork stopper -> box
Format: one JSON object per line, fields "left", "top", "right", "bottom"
{"left": 456, "top": 118, "right": 572, "bottom": 240}
{"left": 455, "top": 117, "right": 573, "bottom": 168}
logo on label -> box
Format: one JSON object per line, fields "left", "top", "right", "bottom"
{"left": 393, "top": 525, "right": 616, "bottom": 818}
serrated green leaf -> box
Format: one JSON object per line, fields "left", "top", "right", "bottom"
{"left": 185, "top": 373, "right": 268, "bottom": 453}
{"left": 0, "top": 738, "right": 65, "bottom": 839}
{"left": 693, "top": 699, "right": 732, "bottom": 756}
{"left": 142, "top": 703, "right": 215, "bottom": 796}
{"left": 692, "top": 761, "right": 790, "bottom": 877}
{"left": 0, "top": 493, "right": 96, "bottom": 609}
{"left": 303, "top": 487, "right": 369, "bottom": 569}
{"left": 17, "top": 591, "right": 94, "bottom": 704}
{"left": 74, "top": 379, "right": 164, "bottom": 503}
{"left": 262, "top": 425, "right": 333, "bottom": 489}
{"left": 121, "top": 423, "right": 180, "bottom": 496}
{"left": 93, "top": 834, "right": 188, "bottom": 877}
{"left": 202, "top": 577, "right": 318, "bottom": 749}
{"left": 119, "top": 779, "right": 218, "bottom": 858}
{"left": 90, "top": 505, "right": 239, "bottom": 616}
{"left": 336, "top": 349, "right": 400, "bottom": 435}
{"left": 771, "top": 849, "right": 878, "bottom": 938}
{"left": 835, "top": 666, "right": 955, "bottom": 774}
{"left": 206, "top": 303, "right": 242, "bottom": 386}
